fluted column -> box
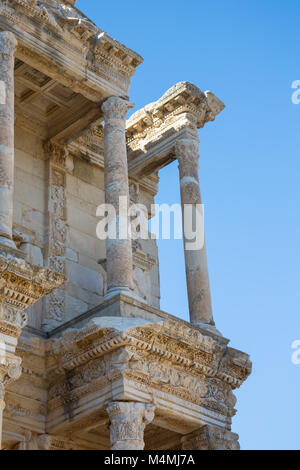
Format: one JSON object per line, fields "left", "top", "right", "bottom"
{"left": 107, "top": 402, "right": 155, "bottom": 450}
{"left": 0, "top": 32, "right": 17, "bottom": 247}
{"left": 102, "top": 96, "right": 134, "bottom": 296}
{"left": 176, "top": 138, "right": 214, "bottom": 328}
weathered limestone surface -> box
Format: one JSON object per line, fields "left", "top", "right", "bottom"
{"left": 0, "top": 0, "right": 250, "bottom": 451}
{"left": 0, "top": 32, "right": 17, "bottom": 245}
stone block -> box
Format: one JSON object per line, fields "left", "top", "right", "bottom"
{"left": 67, "top": 203, "right": 99, "bottom": 238}
{"left": 65, "top": 295, "right": 89, "bottom": 320}
{"left": 21, "top": 243, "right": 43, "bottom": 267}
{"left": 66, "top": 260, "right": 104, "bottom": 294}
{"left": 14, "top": 176, "right": 45, "bottom": 213}
{"left": 66, "top": 248, "right": 78, "bottom": 262}
{"left": 69, "top": 227, "right": 97, "bottom": 259}
{"left": 67, "top": 283, "right": 103, "bottom": 307}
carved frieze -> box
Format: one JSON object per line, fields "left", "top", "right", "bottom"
{"left": 43, "top": 316, "right": 251, "bottom": 431}
{"left": 1, "top": 309, "right": 251, "bottom": 449}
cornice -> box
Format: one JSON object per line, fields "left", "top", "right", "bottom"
{"left": 126, "top": 82, "right": 225, "bottom": 176}
{"left": 47, "top": 316, "right": 251, "bottom": 389}
{"left": 7, "top": 311, "right": 251, "bottom": 436}
{"left": 127, "top": 81, "right": 224, "bottom": 138}
{"left": 0, "top": 0, "right": 143, "bottom": 98}
{"left": 0, "top": 244, "right": 65, "bottom": 336}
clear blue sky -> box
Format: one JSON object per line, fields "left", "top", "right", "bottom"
{"left": 77, "top": 0, "right": 300, "bottom": 450}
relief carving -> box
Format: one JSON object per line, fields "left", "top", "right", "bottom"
{"left": 182, "top": 425, "right": 240, "bottom": 451}
{"left": 43, "top": 142, "right": 68, "bottom": 331}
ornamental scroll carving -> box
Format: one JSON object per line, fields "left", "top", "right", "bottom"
{"left": 43, "top": 142, "right": 69, "bottom": 331}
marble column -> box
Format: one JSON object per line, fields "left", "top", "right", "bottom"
{"left": 175, "top": 138, "right": 214, "bottom": 328}
{"left": 0, "top": 32, "right": 17, "bottom": 247}
{"left": 107, "top": 402, "right": 155, "bottom": 450}
{"left": 102, "top": 96, "right": 134, "bottom": 296}
{"left": 181, "top": 425, "right": 240, "bottom": 450}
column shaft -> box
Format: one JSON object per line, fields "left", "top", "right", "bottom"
{"left": 176, "top": 139, "right": 214, "bottom": 327}
{"left": 0, "top": 32, "right": 17, "bottom": 245}
{"left": 107, "top": 402, "right": 155, "bottom": 450}
{"left": 102, "top": 96, "right": 134, "bottom": 294}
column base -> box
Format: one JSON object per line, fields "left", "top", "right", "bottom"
{"left": 105, "top": 287, "right": 144, "bottom": 303}
{"left": 193, "top": 322, "right": 223, "bottom": 337}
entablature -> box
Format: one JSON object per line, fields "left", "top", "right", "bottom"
{"left": 0, "top": 0, "right": 143, "bottom": 101}
{"left": 126, "top": 82, "right": 225, "bottom": 177}
{"left": 3, "top": 298, "right": 251, "bottom": 444}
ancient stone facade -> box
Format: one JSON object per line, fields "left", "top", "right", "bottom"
{"left": 0, "top": 0, "right": 251, "bottom": 450}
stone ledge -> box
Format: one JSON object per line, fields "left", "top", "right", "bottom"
{"left": 48, "top": 293, "right": 230, "bottom": 345}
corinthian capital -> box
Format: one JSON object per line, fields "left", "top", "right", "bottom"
{"left": 107, "top": 401, "right": 155, "bottom": 450}
{"left": 181, "top": 425, "right": 240, "bottom": 450}
{"left": 102, "top": 96, "right": 134, "bottom": 120}
{"left": 44, "top": 141, "right": 69, "bottom": 167}
{"left": 175, "top": 138, "right": 199, "bottom": 167}
{"left": 0, "top": 32, "right": 17, "bottom": 58}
